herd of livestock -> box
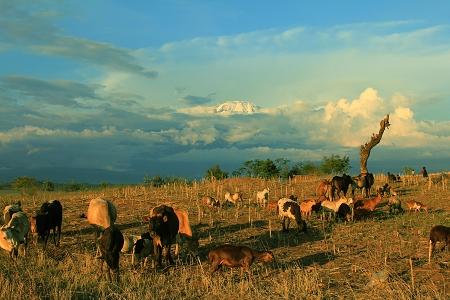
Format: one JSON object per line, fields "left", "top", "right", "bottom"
{"left": 0, "top": 173, "right": 449, "bottom": 283}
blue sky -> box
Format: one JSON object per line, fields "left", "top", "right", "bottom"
{"left": 1, "top": 1, "right": 449, "bottom": 183}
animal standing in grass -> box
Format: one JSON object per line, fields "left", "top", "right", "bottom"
{"left": 224, "top": 192, "right": 243, "bottom": 207}
{"left": 30, "top": 200, "right": 63, "bottom": 249}
{"left": 428, "top": 225, "right": 450, "bottom": 263}
{"left": 97, "top": 225, "right": 124, "bottom": 282}
{"left": 208, "top": 245, "right": 274, "bottom": 278}
{"left": 85, "top": 197, "right": 117, "bottom": 254}
{"left": 256, "top": 188, "right": 270, "bottom": 208}
{"left": 405, "top": 200, "right": 428, "bottom": 213}
{"left": 277, "top": 198, "right": 307, "bottom": 232}
{"left": 330, "top": 174, "right": 354, "bottom": 201}
{"left": 147, "top": 205, "right": 179, "bottom": 266}
{"left": 0, "top": 205, "right": 29, "bottom": 258}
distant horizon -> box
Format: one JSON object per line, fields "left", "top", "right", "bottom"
{"left": 1, "top": 158, "right": 447, "bottom": 185}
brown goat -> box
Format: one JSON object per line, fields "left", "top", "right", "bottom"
{"left": 208, "top": 245, "right": 274, "bottom": 278}
{"left": 354, "top": 194, "right": 382, "bottom": 212}
{"left": 405, "top": 200, "right": 428, "bottom": 213}
{"left": 428, "top": 225, "right": 450, "bottom": 263}
{"left": 300, "top": 199, "right": 316, "bottom": 219}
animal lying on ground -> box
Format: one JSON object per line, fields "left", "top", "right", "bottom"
{"left": 428, "top": 225, "right": 450, "bottom": 263}
{"left": 30, "top": 200, "right": 63, "bottom": 249}
{"left": 208, "top": 245, "right": 274, "bottom": 278}
{"left": 256, "top": 188, "right": 270, "bottom": 208}
{"left": 97, "top": 225, "right": 124, "bottom": 282}
{"left": 277, "top": 198, "right": 307, "bottom": 232}
{"left": 405, "top": 200, "right": 428, "bottom": 213}
{"left": 0, "top": 210, "right": 30, "bottom": 258}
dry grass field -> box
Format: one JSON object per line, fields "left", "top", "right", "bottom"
{"left": 0, "top": 174, "right": 449, "bottom": 300}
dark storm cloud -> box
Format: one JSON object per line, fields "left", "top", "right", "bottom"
{"left": 0, "top": 2, "right": 158, "bottom": 78}
{"left": 181, "top": 94, "right": 214, "bottom": 105}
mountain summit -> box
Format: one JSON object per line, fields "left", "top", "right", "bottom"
{"left": 215, "top": 101, "right": 258, "bottom": 114}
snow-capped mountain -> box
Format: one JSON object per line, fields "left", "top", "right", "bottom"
{"left": 215, "top": 101, "right": 258, "bottom": 114}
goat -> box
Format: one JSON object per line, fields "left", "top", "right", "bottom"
{"left": 428, "top": 225, "right": 450, "bottom": 263}
{"left": 208, "top": 245, "right": 274, "bottom": 278}
{"left": 354, "top": 193, "right": 382, "bottom": 212}
{"left": 277, "top": 198, "right": 307, "bottom": 232}
{"left": 300, "top": 199, "right": 316, "bottom": 219}
{"left": 201, "top": 196, "right": 220, "bottom": 209}
{"left": 405, "top": 200, "right": 428, "bottom": 213}
{"left": 256, "top": 188, "right": 270, "bottom": 208}
{"left": 320, "top": 197, "right": 354, "bottom": 220}
{"left": 224, "top": 192, "right": 243, "bottom": 207}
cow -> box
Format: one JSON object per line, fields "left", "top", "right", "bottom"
{"left": 0, "top": 210, "right": 30, "bottom": 258}
{"left": 96, "top": 225, "right": 124, "bottom": 283}
{"left": 428, "top": 225, "right": 450, "bottom": 263}
{"left": 30, "top": 200, "right": 63, "bottom": 249}
{"left": 330, "top": 174, "right": 354, "bottom": 201}
{"left": 3, "top": 202, "right": 22, "bottom": 224}
{"left": 256, "top": 188, "right": 270, "bottom": 208}
{"left": 147, "top": 205, "right": 179, "bottom": 266}
{"left": 276, "top": 198, "right": 307, "bottom": 233}
{"left": 352, "top": 173, "right": 375, "bottom": 198}
{"left": 208, "top": 245, "right": 274, "bottom": 278}
{"left": 84, "top": 198, "right": 117, "bottom": 255}
{"left": 173, "top": 209, "right": 199, "bottom": 257}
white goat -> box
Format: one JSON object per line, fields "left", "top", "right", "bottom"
{"left": 256, "top": 188, "right": 270, "bottom": 208}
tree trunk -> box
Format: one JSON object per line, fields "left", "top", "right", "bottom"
{"left": 360, "top": 114, "right": 390, "bottom": 174}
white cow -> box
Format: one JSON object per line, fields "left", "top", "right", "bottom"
{"left": 0, "top": 211, "right": 30, "bottom": 258}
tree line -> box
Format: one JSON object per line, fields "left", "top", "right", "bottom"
{"left": 205, "top": 154, "right": 351, "bottom": 180}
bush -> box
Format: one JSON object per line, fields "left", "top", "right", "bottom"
{"left": 205, "top": 165, "right": 228, "bottom": 180}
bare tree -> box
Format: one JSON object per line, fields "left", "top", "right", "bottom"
{"left": 359, "top": 114, "right": 390, "bottom": 174}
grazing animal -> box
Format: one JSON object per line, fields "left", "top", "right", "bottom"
{"left": 354, "top": 193, "right": 382, "bottom": 212}
{"left": 224, "top": 192, "right": 243, "bottom": 207}
{"left": 352, "top": 173, "right": 375, "bottom": 198}
{"left": 387, "top": 194, "right": 403, "bottom": 214}
{"left": 208, "top": 245, "right": 274, "bottom": 278}
{"left": 201, "top": 196, "right": 220, "bottom": 209}
{"left": 276, "top": 198, "right": 307, "bottom": 232}
{"left": 86, "top": 197, "right": 117, "bottom": 234}
{"left": 3, "top": 202, "right": 22, "bottom": 224}
{"left": 288, "top": 194, "right": 298, "bottom": 202}
{"left": 387, "top": 172, "right": 398, "bottom": 183}
{"left": 316, "top": 180, "right": 332, "bottom": 200}
{"left": 376, "top": 183, "right": 391, "bottom": 197}
{"left": 330, "top": 174, "right": 354, "bottom": 200}
{"left": 256, "top": 188, "right": 270, "bottom": 208}
{"left": 428, "top": 225, "right": 450, "bottom": 263}
{"left": 300, "top": 199, "right": 316, "bottom": 219}
{"left": 121, "top": 232, "right": 161, "bottom": 268}
{"left": 30, "top": 200, "right": 63, "bottom": 249}
{"left": 405, "top": 200, "right": 428, "bottom": 213}
{"left": 97, "top": 225, "right": 124, "bottom": 282}
{"left": 0, "top": 211, "right": 30, "bottom": 258}
{"left": 336, "top": 203, "right": 352, "bottom": 222}
{"left": 173, "top": 209, "right": 198, "bottom": 256}
{"left": 321, "top": 197, "right": 354, "bottom": 220}
{"left": 148, "top": 205, "right": 179, "bottom": 266}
